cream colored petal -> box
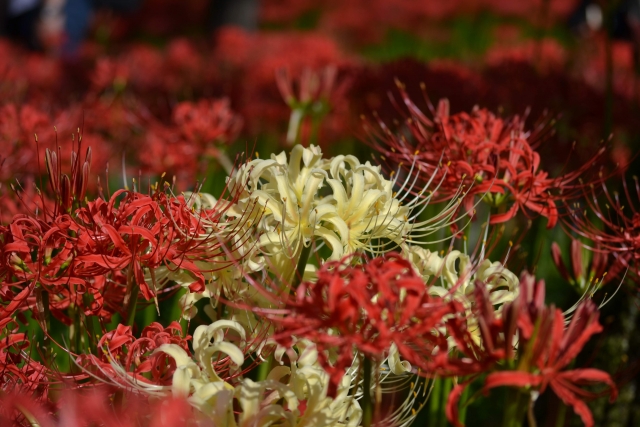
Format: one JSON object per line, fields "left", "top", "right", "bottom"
{"left": 315, "top": 226, "right": 344, "bottom": 260}
{"left": 387, "top": 343, "right": 412, "bottom": 375}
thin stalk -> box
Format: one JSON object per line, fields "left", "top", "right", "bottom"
{"left": 528, "top": 397, "right": 538, "bottom": 427}
{"left": 15, "top": 403, "right": 41, "bottom": 427}
{"left": 438, "top": 378, "right": 453, "bottom": 427}
{"left": 216, "top": 150, "right": 234, "bottom": 176}
{"left": 554, "top": 399, "right": 567, "bottom": 427}
{"left": 290, "top": 243, "right": 312, "bottom": 290}
{"left": 458, "top": 380, "right": 470, "bottom": 425}
{"left": 68, "top": 302, "right": 82, "bottom": 373}
{"left": 286, "top": 109, "right": 305, "bottom": 146}
{"left": 35, "top": 288, "right": 51, "bottom": 367}
{"left": 256, "top": 353, "right": 273, "bottom": 382}
{"left": 83, "top": 293, "right": 100, "bottom": 355}
{"left": 362, "top": 356, "right": 374, "bottom": 427}
{"left": 125, "top": 288, "right": 139, "bottom": 327}
{"left": 429, "top": 378, "right": 442, "bottom": 425}
{"left": 502, "top": 390, "right": 529, "bottom": 427}
{"left": 123, "top": 263, "right": 139, "bottom": 327}
{"left": 308, "top": 113, "right": 324, "bottom": 147}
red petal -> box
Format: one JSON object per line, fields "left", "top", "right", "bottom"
{"left": 445, "top": 381, "right": 470, "bottom": 427}
{"left": 484, "top": 371, "right": 541, "bottom": 391}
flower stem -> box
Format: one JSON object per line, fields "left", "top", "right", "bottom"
{"left": 438, "top": 378, "right": 453, "bottom": 427}
{"left": 554, "top": 399, "right": 567, "bottom": 427}
{"left": 124, "top": 263, "right": 139, "bottom": 327}
{"left": 428, "top": 378, "right": 442, "bottom": 424}
{"left": 35, "top": 288, "right": 51, "bottom": 367}
{"left": 83, "top": 293, "right": 100, "bottom": 355}
{"left": 216, "top": 150, "right": 234, "bottom": 176}
{"left": 502, "top": 390, "right": 529, "bottom": 427}
{"left": 362, "top": 355, "right": 374, "bottom": 427}
{"left": 291, "top": 242, "right": 312, "bottom": 290}
{"left": 458, "top": 380, "right": 470, "bottom": 425}
{"left": 256, "top": 353, "right": 273, "bottom": 382}
{"left": 68, "top": 302, "right": 82, "bottom": 373}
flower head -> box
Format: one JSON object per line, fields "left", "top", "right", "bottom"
{"left": 443, "top": 273, "right": 617, "bottom": 427}
{"left": 367, "top": 84, "right": 605, "bottom": 228}
{"left": 269, "top": 253, "right": 453, "bottom": 391}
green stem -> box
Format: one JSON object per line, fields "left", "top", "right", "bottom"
{"left": 429, "top": 378, "right": 442, "bottom": 425}
{"left": 554, "top": 396, "right": 567, "bottom": 427}
{"left": 68, "top": 303, "right": 82, "bottom": 373}
{"left": 438, "top": 378, "right": 453, "bottom": 427}
{"left": 216, "top": 150, "right": 234, "bottom": 176}
{"left": 125, "top": 288, "right": 139, "bottom": 327}
{"left": 124, "top": 263, "right": 139, "bottom": 327}
{"left": 83, "top": 293, "right": 100, "bottom": 355}
{"left": 458, "top": 380, "right": 470, "bottom": 425}
{"left": 256, "top": 353, "right": 273, "bottom": 382}
{"left": 362, "top": 356, "right": 374, "bottom": 427}
{"left": 35, "top": 288, "right": 51, "bottom": 367}
{"left": 291, "top": 243, "right": 313, "bottom": 290}
{"left": 502, "top": 390, "right": 529, "bottom": 427}
{"left": 286, "top": 109, "right": 305, "bottom": 146}
{"left": 308, "top": 113, "right": 324, "bottom": 147}
{"left": 528, "top": 398, "right": 538, "bottom": 427}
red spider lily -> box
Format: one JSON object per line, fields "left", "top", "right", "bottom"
{"left": 268, "top": 252, "right": 454, "bottom": 393}
{"left": 551, "top": 238, "right": 619, "bottom": 289}
{"left": 435, "top": 280, "right": 519, "bottom": 378}
{"left": 366, "top": 84, "right": 605, "bottom": 228}
{"left": 564, "top": 178, "right": 640, "bottom": 281}
{"left": 0, "top": 103, "right": 55, "bottom": 181}
{"left": 443, "top": 274, "right": 617, "bottom": 427}
{"left": 1, "top": 146, "right": 252, "bottom": 324}
{"left": 275, "top": 66, "right": 342, "bottom": 145}
{"left": 90, "top": 58, "right": 131, "bottom": 93}
{"left": 0, "top": 319, "right": 50, "bottom": 403}
{"left": 0, "top": 178, "right": 56, "bottom": 224}
{"left": 0, "top": 104, "right": 111, "bottom": 186}
{"left": 213, "top": 28, "right": 352, "bottom": 137}
{"left": 79, "top": 322, "right": 190, "bottom": 386}
{"left": 164, "top": 38, "right": 206, "bottom": 95}
{"left": 139, "top": 124, "right": 201, "bottom": 187}
{"left": 0, "top": 387, "right": 202, "bottom": 427}
{"left": 276, "top": 66, "right": 338, "bottom": 109}
{"left": 138, "top": 98, "right": 242, "bottom": 184}
{"left": 172, "top": 98, "right": 242, "bottom": 155}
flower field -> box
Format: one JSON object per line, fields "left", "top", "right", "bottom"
{"left": 1, "top": 1, "right": 639, "bottom": 426}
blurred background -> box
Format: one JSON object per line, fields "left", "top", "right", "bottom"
{"left": 1, "top": 1, "right": 640, "bottom": 426}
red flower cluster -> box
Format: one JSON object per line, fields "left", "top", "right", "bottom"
{"left": 565, "top": 178, "right": 640, "bottom": 281}
{"left": 0, "top": 319, "right": 49, "bottom": 401}
{"left": 0, "top": 387, "right": 198, "bottom": 427}
{"left": 141, "top": 98, "right": 242, "bottom": 180}
{"left": 213, "top": 28, "right": 353, "bottom": 139}
{"left": 270, "top": 253, "right": 454, "bottom": 391}
{"left": 1, "top": 174, "right": 247, "bottom": 324}
{"left": 80, "top": 321, "right": 190, "bottom": 386}
{"left": 367, "top": 85, "right": 604, "bottom": 228}
{"left": 551, "top": 237, "right": 620, "bottom": 288}
{"left": 442, "top": 274, "right": 617, "bottom": 427}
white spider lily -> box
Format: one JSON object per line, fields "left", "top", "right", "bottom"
{"left": 225, "top": 145, "right": 464, "bottom": 283}
{"left": 157, "top": 329, "right": 362, "bottom": 426}
{"left": 155, "top": 320, "right": 245, "bottom": 396}
{"left": 404, "top": 245, "right": 519, "bottom": 306}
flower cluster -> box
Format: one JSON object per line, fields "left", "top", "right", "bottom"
{"left": 367, "top": 84, "right": 606, "bottom": 228}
